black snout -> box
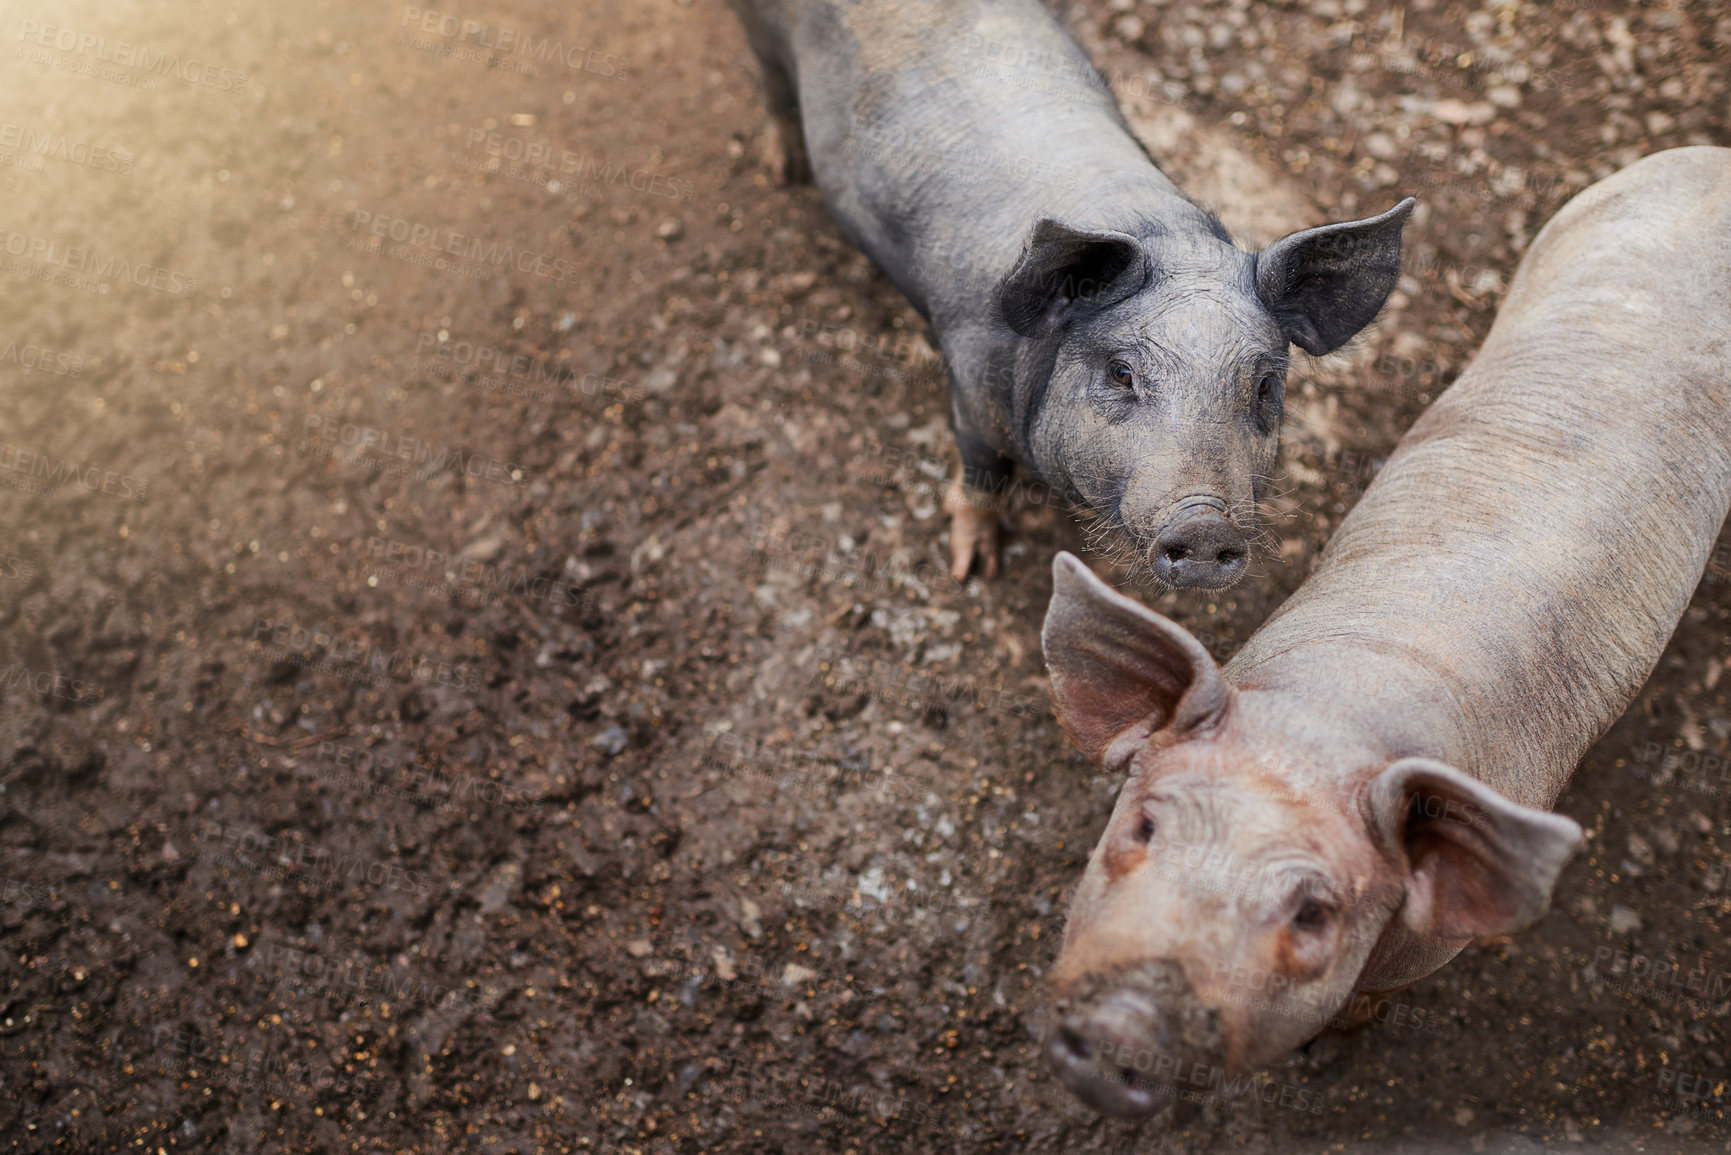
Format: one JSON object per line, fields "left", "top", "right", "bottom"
{"left": 1152, "top": 499, "right": 1247, "bottom": 589}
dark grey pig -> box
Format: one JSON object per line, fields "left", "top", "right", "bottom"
{"left": 1039, "top": 146, "right": 1731, "bottom": 1116}
{"left": 728, "top": 0, "right": 1413, "bottom": 585}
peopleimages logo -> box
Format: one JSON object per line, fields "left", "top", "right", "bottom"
{"left": 0, "top": 661, "right": 103, "bottom": 703}
{"left": 309, "top": 738, "right": 547, "bottom": 816}
{"left": 16, "top": 20, "right": 249, "bottom": 94}
{"left": 196, "top": 819, "right": 436, "bottom": 896}
{"left": 250, "top": 617, "right": 484, "bottom": 693}
{"left": 0, "top": 336, "right": 84, "bottom": 375}
{"left": 0, "top": 123, "right": 133, "bottom": 174}
{"left": 299, "top": 413, "right": 527, "bottom": 487}
{"left": 411, "top": 331, "right": 648, "bottom": 406}
{"left": 1591, "top": 944, "right": 1731, "bottom": 1006}
{"left": 0, "top": 228, "right": 199, "bottom": 297}
{"left": 462, "top": 128, "right": 691, "bottom": 202}
{"left": 365, "top": 535, "right": 592, "bottom": 609}
{"left": 251, "top": 939, "right": 507, "bottom": 1015}
{"left": 0, "top": 443, "right": 148, "bottom": 501}
{"left": 400, "top": 7, "right": 629, "bottom": 78}
{"left": 150, "top": 1022, "right": 386, "bottom": 1105}
{"left": 349, "top": 209, "right": 580, "bottom": 286}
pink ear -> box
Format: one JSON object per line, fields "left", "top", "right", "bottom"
{"left": 1040, "top": 553, "right": 1228, "bottom": 771}
{"left": 1368, "top": 758, "right": 1585, "bottom": 942}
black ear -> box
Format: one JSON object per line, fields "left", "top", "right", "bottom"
{"left": 1256, "top": 197, "right": 1416, "bottom": 356}
{"left": 997, "top": 220, "right": 1151, "bottom": 336}
{"left": 1041, "top": 553, "right": 1228, "bottom": 772}
{"left": 1367, "top": 757, "right": 1585, "bottom": 943}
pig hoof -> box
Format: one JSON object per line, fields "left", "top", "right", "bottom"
{"left": 945, "top": 485, "right": 1002, "bottom": 582}
{"left": 1299, "top": 1033, "right": 1345, "bottom": 1070}
{"left": 763, "top": 115, "right": 810, "bottom": 186}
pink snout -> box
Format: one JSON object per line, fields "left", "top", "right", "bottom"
{"left": 1045, "top": 960, "right": 1225, "bottom": 1117}
{"left": 1047, "top": 988, "right": 1176, "bottom": 1116}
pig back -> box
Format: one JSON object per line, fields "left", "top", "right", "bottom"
{"left": 1228, "top": 147, "right": 1731, "bottom": 809}
{"left": 785, "top": 0, "right": 1183, "bottom": 321}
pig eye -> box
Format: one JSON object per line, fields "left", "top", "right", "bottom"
{"left": 1107, "top": 360, "right": 1135, "bottom": 390}
{"left": 1291, "top": 898, "right": 1334, "bottom": 933}
{"left": 1135, "top": 814, "right": 1157, "bottom": 842}
{"left": 1257, "top": 372, "right": 1281, "bottom": 405}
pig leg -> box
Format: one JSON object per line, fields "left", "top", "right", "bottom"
{"left": 945, "top": 471, "right": 1001, "bottom": 581}
{"left": 727, "top": 2, "right": 810, "bottom": 185}
{"left": 763, "top": 112, "right": 810, "bottom": 187}
{"left": 944, "top": 450, "right": 1011, "bottom": 581}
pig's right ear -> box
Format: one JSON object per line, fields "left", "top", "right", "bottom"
{"left": 1041, "top": 553, "right": 1228, "bottom": 771}
{"left": 998, "top": 220, "right": 1151, "bottom": 336}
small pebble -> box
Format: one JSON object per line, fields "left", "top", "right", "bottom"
{"left": 592, "top": 724, "right": 629, "bottom": 756}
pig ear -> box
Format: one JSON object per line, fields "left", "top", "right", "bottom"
{"left": 1368, "top": 757, "right": 1585, "bottom": 943}
{"left": 998, "top": 220, "right": 1151, "bottom": 336}
{"left": 1041, "top": 552, "right": 1228, "bottom": 771}
{"left": 1256, "top": 197, "right": 1415, "bottom": 355}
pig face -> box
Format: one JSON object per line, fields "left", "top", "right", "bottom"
{"left": 1041, "top": 718, "right": 1395, "bottom": 1116}
{"left": 999, "top": 201, "right": 1414, "bottom": 590}
{"left": 1037, "top": 554, "right": 1583, "bottom": 1116}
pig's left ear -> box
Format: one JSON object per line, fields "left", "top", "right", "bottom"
{"left": 1042, "top": 553, "right": 1229, "bottom": 772}
{"left": 1368, "top": 757, "right": 1585, "bottom": 943}
{"left": 1256, "top": 197, "right": 1415, "bottom": 355}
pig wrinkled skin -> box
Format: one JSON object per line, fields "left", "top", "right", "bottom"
{"left": 1038, "top": 146, "right": 1731, "bottom": 1117}
{"left": 727, "top": 0, "right": 1414, "bottom": 586}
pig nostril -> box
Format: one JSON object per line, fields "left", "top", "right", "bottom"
{"left": 1154, "top": 507, "right": 1248, "bottom": 589}
{"left": 1056, "top": 1027, "right": 1093, "bottom": 1061}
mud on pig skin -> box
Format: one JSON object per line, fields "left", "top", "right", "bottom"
{"left": 727, "top": 0, "right": 1414, "bottom": 585}
{"left": 1037, "top": 146, "right": 1731, "bottom": 1117}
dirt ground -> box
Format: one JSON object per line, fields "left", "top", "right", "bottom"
{"left": 1, "top": 0, "right": 1729, "bottom": 1151}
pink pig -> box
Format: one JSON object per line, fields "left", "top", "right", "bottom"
{"left": 1038, "top": 146, "right": 1731, "bottom": 1116}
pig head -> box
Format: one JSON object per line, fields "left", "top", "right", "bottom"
{"left": 996, "top": 199, "right": 1413, "bottom": 589}
{"left": 1037, "top": 553, "right": 1582, "bottom": 1116}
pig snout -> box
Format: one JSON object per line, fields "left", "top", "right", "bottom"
{"left": 1151, "top": 497, "right": 1248, "bottom": 588}
{"left": 1047, "top": 988, "right": 1176, "bottom": 1116}
{"left": 1046, "top": 960, "right": 1225, "bottom": 1118}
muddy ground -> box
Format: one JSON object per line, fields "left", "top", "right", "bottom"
{"left": 0, "top": 0, "right": 1728, "bottom": 1151}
